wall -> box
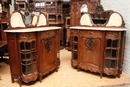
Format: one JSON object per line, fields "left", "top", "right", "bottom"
{"left": 101, "top": 0, "right": 130, "bottom": 76}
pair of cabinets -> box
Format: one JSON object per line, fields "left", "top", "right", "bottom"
{"left": 7, "top": 29, "right": 60, "bottom": 86}
{"left": 71, "top": 28, "right": 126, "bottom": 78}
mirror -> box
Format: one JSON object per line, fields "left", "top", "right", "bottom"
{"left": 80, "top": 4, "right": 88, "bottom": 13}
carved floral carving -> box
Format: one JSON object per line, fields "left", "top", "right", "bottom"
{"left": 44, "top": 38, "right": 52, "bottom": 52}
{"left": 85, "top": 37, "right": 95, "bottom": 51}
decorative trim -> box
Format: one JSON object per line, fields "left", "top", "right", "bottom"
{"left": 85, "top": 37, "right": 95, "bottom": 51}
{"left": 44, "top": 38, "right": 52, "bottom": 52}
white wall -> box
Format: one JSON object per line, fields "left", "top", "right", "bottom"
{"left": 101, "top": 0, "right": 130, "bottom": 76}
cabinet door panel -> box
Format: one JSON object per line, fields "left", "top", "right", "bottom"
{"left": 79, "top": 37, "right": 103, "bottom": 66}
{"left": 38, "top": 32, "right": 57, "bottom": 74}
{"left": 78, "top": 31, "right": 104, "bottom": 72}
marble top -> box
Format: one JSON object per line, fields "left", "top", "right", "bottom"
{"left": 69, "top": 26, "right": 127, "bottom": 31}
{"left": 4, "top": 26, "right": 61, "bottom": 33}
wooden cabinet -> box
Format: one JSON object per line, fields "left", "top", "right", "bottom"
{"left": 19, "top": 33, "right": 38, "bottom": 83}
{"left": 15, "top": 0, "right": 64, "bottom": 49}
{"left": 70, "top": 0, "right": 100, "bottom": 26}
{"left": 33, "top": 0, "right": 63, "bottom": 26}
{"left": 5, "top": 27, "right": 60, "bottom": 86}
{"left": 15, "top": 0, "right": 27, "bottom": 10}
{"left": 15, "top": 0, "right": 63, "bottom": 26}
{"left": 104, "top": 31, "right": 124, "bottom": 76}
{"left": 78, "top": 30, "right": 104, "bottom": 77}
{"left": 0, "top": 0, "right": 11, "bottom": 41}
{"left": 32, "top": 0, "right": 64, "bottom": 49}
{"left": 70, "top": 26, "right": 126, "bottom": 78}
{"left": 36, "top": 30, "right": 60, "bottom": 82}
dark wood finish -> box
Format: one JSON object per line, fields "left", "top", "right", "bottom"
{"left": 70, "top": 0, "right": 99, "bottom": 26}
{"left": 68, "top": 0, "right": 125, "bottom": 51}
{"left": 67, "top": 0, "right": 100, "bottom": 51}
{"left": 0, "top": 0, "right": 9, "bottom": 65}
{"left": 70, "top": 27, "right": 126, "bottom": 78}
{"left": 37, "top": 30, "right": 60, "bottom": 82}
{"left": 0, "top": 0, "right": 10, "bottom": 22}
{"left": 0, "top": 41, "right": 7, "bottom": 80}
{"left": 6, "top": 10, "right": 60, "bottom": 86}
{"left": 8, "top": 10, "right": 49, "bottom": 29}
{"left": 70, "top": 3, "right": 126, "bottom": 77}
{"left": 0, "top": 22, "right": 7, "bottom": 41}
{"left": 0, "top": 41, "right": 7, "bottom": 62}
{"left": 0, "top": 0, "right": 11, "bottom": 41}
{"left": 15, "top": 0, "right": 64, "bottom": 49}
{"left": 7, "top": 33, "right": 22, "bottom": 84}
{"left": 65, "top": 17, "right": 71, "bottom": 50}
{"left": 6, "top": 29, "right": 60, "bottom": 86}
{"left": 78, "top": 30, "right": 104, "bottom": 77}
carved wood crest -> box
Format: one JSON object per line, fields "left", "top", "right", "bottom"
{"left": 44, "top": 38, "right": 52, "bottom": 52}
{"left": 85, "top": 37, "right": 95, "bottom": 51}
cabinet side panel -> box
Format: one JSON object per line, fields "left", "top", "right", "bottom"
{"left": 7, "top": 33, "right": 21, "bottom": 79}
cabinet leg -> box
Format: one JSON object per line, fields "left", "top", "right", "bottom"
{"left": 100, "top": 72, "right": 103, "bottom": 78}
{"left": 118, "top": 74, "right": 120, "bottom": 78}
{"left": 11, "top": 76, "right": 14, "bottom": 83}
{"left": 39, "top": 73, "right": 42, "bottom": 82}
{"left": 66, "top": 42, "right": 68, "bottom": 47}
{"left": 56, "top": 60, "right": 60, "bottom": 72}
{"left": 18, "top": 76, "right": 22, "bottom": 87}
{"left": 117, "top": 72, "right": 121, "bottom": 78}
{"left": 55, "top": 64, "right": 58, "bottom": 72}
{"left": 117, "top": 69, "right": 121, "bottom": 78}
{"left": 77, "top": 64, "right": 80, "bottom": 72}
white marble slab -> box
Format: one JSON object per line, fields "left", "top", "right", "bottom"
{"left": 69, "top": 26, "right": 127, "bottom": 31}
{"left": 4, "top": 26, "right": 61, "bottom": 33}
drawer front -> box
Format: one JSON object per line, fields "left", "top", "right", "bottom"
{"left": 39, "top": 31, "right": 56, "bottom": 39}
{"left": 106, "top": 31, "right": 121, "bottom": 37}
{"left": 18, "top": 33, "right": 36, "bottom": 39}
{"left": 39, "top": 30, "right": 55, "bottom": 37}
{"left": 79, "top": 30, "right": 103, "bottom": 36}
{"left": 71, "top": 29, "right": 79, "bottom": 34}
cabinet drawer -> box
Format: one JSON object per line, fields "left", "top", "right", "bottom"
{"left": 18, "top": 33, "right": 36, "bottom": 39}
{"left": 71, "top": 29, "right": 79, "bottom": 34}
{"left": 106, "top": 32, "right": 121, "bottom": 37}
{"left": 40, "top": 30, "right": 55, "bottom": 37}
{"left": 80, "top": 30, "right": 102, "bottom": 36}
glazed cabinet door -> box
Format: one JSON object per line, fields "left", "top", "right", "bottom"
{"left": 78, "top": 30, "right": 104, "bottom": 76}
{"left": 37, "top": 30, "right": 58, "bottom": 82}
{"left": 18, "top": 33, "right": 38, "bottom": 83}
{"left": 104, "top": 31, "right": 122, "bottom": 76}
{"left": 71, "top": 30, "right": 79, "bottom": 68}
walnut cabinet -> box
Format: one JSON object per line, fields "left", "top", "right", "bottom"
{"left": 15, "top": 0, "right": 64, "bottom": 49}
{"left": 70, "top": 26, "right": 126, "bottom": 78}
{"left": 5, "top": 27, "right": 60, "bottom": 86}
